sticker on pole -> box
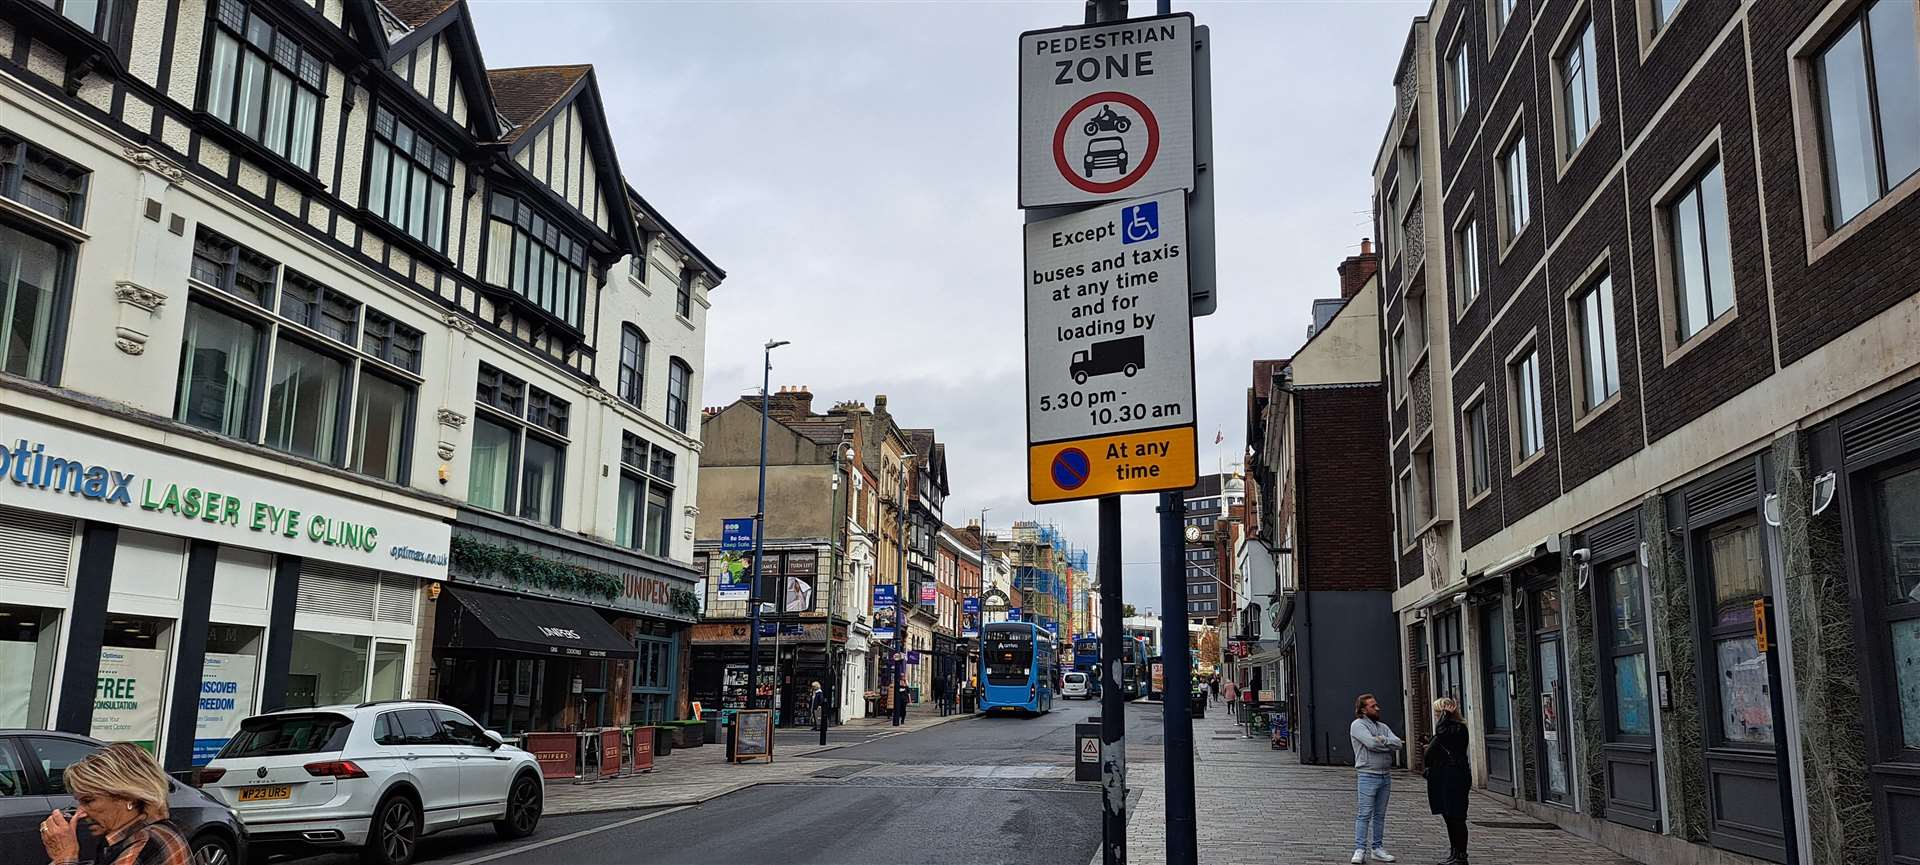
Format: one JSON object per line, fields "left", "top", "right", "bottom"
{"left": 1019, "top": 13, "right": 1194, "bottom": 208}
{"left": 1024, "top": 188, "right": 1198, "bottom": 504}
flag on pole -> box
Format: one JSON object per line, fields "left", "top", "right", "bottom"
{"left": 1214, "top": 430, "right": 1224, "bottom": 445}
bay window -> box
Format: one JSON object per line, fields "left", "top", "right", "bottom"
{"left": 484, "top": 194, "right": 586, "bottom": 329}
{"left": 367, "top": 107, "right": 453, "bottom": 252}
{"left": 202, "top": 0, "right": 324, "bottom": 171}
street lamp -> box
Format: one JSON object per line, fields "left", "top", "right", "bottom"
{"left": 892, "top": 453, "right": 915, "bottom": 726}
{"left": 747, "top": 339, "right": 789, "bottom": 713}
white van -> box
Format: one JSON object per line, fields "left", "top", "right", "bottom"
{"left": 1061, "top": 672, "right": 1092, "bottom": 700}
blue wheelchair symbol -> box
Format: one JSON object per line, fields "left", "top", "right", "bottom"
{"left": 1121, "top": 201, "right": 1159, "bottom": 245}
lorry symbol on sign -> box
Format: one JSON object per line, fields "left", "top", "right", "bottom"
{"left": 1071, "top": 335, "right": 1145, "bottom": 384}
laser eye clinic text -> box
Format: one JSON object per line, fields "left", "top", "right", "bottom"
{"left": 2, "top": 439, "right": 380, "bottom": 553}
{"left": 1033, "top": 21, "right": 1180, "bottom": 85}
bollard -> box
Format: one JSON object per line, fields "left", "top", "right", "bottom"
{"left": 1074, "top": 722, "right": 1102, "bottom": 782}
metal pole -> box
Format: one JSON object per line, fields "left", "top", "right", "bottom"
{"left": 895, "top": 459, "right": 911, "bottom": 726}
{"left": 1097, "top": 496, "right": 1126, "bottom": 865}
{"left": 748, "top": 344, "right": 774, "bottom": 712}
{"left": 824, "top": 446, "right": 843, "bottom": 746}
{"left": 1159, "top": 492, "right": 1196, "bottom": 865}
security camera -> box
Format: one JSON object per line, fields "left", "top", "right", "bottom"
{"left": 1571, "top": 547, "right": 1591, "bottom": 564}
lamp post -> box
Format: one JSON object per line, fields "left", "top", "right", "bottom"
{"left": 747, "top": 339, "right": 789, "bottom": 713}
{"left": 892, "top": 454, "right": 914, "bottom": 726}
{"left": 823, "top": 441, "right": 852, "bottom": 744}
{"left": 970, "top": 507, "right": 991, "bottom": 709}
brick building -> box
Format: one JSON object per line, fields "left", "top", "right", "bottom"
{"left": 1371, "top": 1, "right": 1920, "bottom": 863}
{"left": 1243, "top": 244, "right": 1401, "bottom": 766}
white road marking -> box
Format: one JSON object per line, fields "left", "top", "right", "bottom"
{"left": 442, "top": 805, "right": 692, "bottom": 865}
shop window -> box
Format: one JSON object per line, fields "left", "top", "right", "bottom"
{"left": 0, "top": 222, "right": 69, "bottom": 384}
{"left": 366, "top": 106, "right": 453, "bottom": 252}
{"left": 202, "top": 0, "right": 325, "bottom": 172}
{"left": 0, "top": 603, "right": 60, "bottom": 728}
{"left": 195, "top": 624, "right": 263, "bottom": 766}
{"left": 469, "top": 363, "right": 566, "bottom": 526}
{"left": 1869, "top": 463, "right": 1920, "bottom": 748}
{"left": 483, "top": 194, "right": 586, "bottom": 329}
{"left": 286, "top": 631, "right": 370, "bottom": 709}
{"left": 1602, "top": 560, "right": 1653, "bottom": 738}
{"left": 92, "top": 615, "right": 172, "bottom": 750}
{"left": 1813, "top": 0, "right": 1920, "bottom": 228}
{"left": 1702, "top": 517, "right": 1773, "bottom": 745}
{"left": 370, "top": 642, "right": 407, "bottom": 703}
{"left": 1479, "top": 602, "right": 1510, "bottom": 733}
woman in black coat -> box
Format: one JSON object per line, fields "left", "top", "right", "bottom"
{"left": 1424, "top": 697, "right": 1472, "bottom": 865}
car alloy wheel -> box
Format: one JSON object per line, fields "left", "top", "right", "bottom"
{"left": 377, "top": 798, "right": 419, "bottom": 865}
{"left": 191, "top": 836, "right": 233, "bottom": 865}
{"left": 509, "top": 777, "right": 542, "bottom": 834}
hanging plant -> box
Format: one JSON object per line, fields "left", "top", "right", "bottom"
{"left": 449, "top": 535, "right": 624, "bottom": 601}
{"left": 669, "top": 589, "right": 701, "bottom": 617}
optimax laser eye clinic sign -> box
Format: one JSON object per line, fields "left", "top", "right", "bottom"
{"left": 0, "top": 413, "right": 451, "bottom": 580}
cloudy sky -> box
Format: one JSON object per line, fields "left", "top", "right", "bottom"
{"left": 467, "top": 0, "right": 1416, "bottom": 614}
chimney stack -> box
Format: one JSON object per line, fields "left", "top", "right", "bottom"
{"left": 1338, "top": 237, "right": 1380, "bottom": 300}
{"left": 765, "top": 385, "right": 815, "bottom": 422}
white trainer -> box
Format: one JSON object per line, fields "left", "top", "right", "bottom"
{"left": 1349, "top": 849, "right": 1365, "bottom": 864}
{"left": 1369, "top": 846, "right": 1396, "bottom": 862}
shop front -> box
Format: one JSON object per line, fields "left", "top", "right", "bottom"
{"left": 0, "top": 407, "right": 452, "bottom": 773}
{"left": 430, "top": 509, "right": 700, "bottom": 734}
{"left": 688, "top": 620, "right": 849, "bottom": 726}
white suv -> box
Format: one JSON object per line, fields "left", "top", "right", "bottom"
{"left": 198, "top": 700, "right": 543, "bottom": 865}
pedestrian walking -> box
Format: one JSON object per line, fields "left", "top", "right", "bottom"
{"left": 38, "top": 742, "right": 192, "bottom": 865}
{"left": 1222, "top": 678, "right": 1239, "bottom": 714}
{"left": 1349, "top": 693, "right": 1402, "bottom": 863}
{"left": 1424, "top": 697, "right": 1471, "bottom": 865}
{"left": 810, "top": 680, "right": 828, "bottom": 728}
{"left": 1209, "top": 677, "right": 1220, "bottom": 701}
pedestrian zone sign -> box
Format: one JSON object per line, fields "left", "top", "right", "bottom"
{"left": 1080, "top": 737, "right": 1099, "bottom": 763}
{"left": 1024, "top": 188, "right": 1197, "bottom": 504}
{"left": 1018, "top": 13, "right": 1194, "bottom": 208}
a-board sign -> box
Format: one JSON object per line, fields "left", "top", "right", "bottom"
{"left": 732, "top": 708, "right": 773, "bottom": 763}
{"left": 1018, "top": 13, "right": 1194, "bottom": 208}
{"left": 1024, "top": 188, "right": 1197, "bottom": 503}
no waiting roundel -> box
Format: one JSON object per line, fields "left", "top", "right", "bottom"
{"left": 1053, "top": 92, "right": 1159, "bottom": 195}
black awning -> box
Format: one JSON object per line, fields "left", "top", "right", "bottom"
{"left": 439, "top": 588, "right": 637, "bottom": 660}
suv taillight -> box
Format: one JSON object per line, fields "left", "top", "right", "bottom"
{"left": 303, "top": 760, "right": 368, "bottom": 779}
{"left": 194, "top": 767, "right": 226, "bottom": 786}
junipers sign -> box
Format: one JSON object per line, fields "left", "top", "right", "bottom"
{"left": 0, "top": 412, "right": 452, "bottom": 579}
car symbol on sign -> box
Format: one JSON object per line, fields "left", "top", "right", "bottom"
{"left": 1083, "top": 136, "right": 1128, "bottom": 178}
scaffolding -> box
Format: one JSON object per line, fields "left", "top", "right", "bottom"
{"left": 1001, "top": 522, "right": 1079, "bottom": 636}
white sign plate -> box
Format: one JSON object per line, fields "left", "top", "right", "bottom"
{"left": 1019, "top": 14, "right": 1195, "bottom": 208}
{"left": 1025, "top": 189, "right": 1194, "bottom": 445}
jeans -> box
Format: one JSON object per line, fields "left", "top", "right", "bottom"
{"left": 1353, "top": 771, "right": 1391, "bottom": 849}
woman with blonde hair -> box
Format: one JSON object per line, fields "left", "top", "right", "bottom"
{"left": 1423, "top": 697, "right": 1472, "bottom": 865}
{"left": 37, "top": 742, "right": 190, "bottom": 865}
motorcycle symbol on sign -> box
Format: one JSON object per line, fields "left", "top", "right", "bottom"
{"left": 1082, "top": 104, "right": 1133, "bottom": 135}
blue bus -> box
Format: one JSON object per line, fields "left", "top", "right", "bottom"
{"left": 980, "top": 621, "right": 1056, "bottom": 715}
{"left": 1123, "top": 636, "right": 1150, "bottom": 699}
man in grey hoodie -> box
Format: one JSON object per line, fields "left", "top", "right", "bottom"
{"left": 1349, "top": 693, "right": 1402, "bottom": 863}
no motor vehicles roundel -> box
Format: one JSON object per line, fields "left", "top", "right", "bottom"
{"left": 1053, "top": 91, "right": 1160, "bottom": 195}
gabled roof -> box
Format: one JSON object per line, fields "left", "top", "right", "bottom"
{"left": 380, "top": 0, "right": 458, "bottom": 27}
{"left": 788, "top": 419, "right": 847, "bottom": 447}
{"left": 487, "top": 64, "right": 590, "bottom": 144}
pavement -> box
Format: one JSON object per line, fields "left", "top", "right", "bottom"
{"left": 1124, "top": 701, "right": 1644, "bottom": 865}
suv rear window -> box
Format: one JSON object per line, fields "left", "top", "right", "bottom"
{"left": 1064, "top": 673, "right": 1086, "bottom": 683}
{"left": 218, "top": 713, "right": 354, "bottom": 758}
